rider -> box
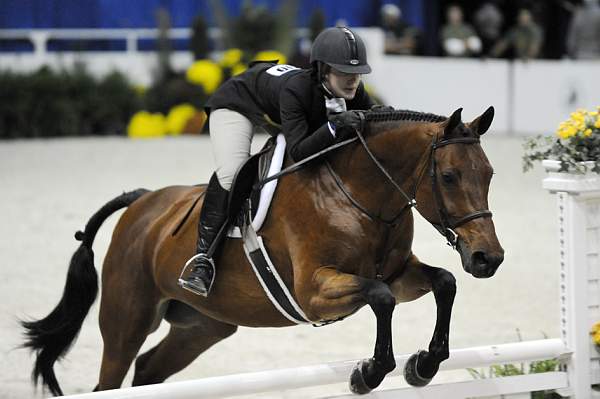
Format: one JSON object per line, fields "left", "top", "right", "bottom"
{"left": 179, "top": 26, "right": 388, "bottom": 296}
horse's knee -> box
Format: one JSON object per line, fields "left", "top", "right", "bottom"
{"left": 437, "top": 272, "right": 456, "bottom": 298}
{"left": 429, "top": 269, "right": 456, "bottom": 299}
{"left": 364, "top": 282, "right": 396, "bottom": 313}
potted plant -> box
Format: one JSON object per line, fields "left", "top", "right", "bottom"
{"left": 523, "top": 107, "right": 600, "bottom": 176}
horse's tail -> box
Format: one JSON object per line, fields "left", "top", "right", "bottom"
{"left": 21, "top": 188, "right": 150, "bottom": 396}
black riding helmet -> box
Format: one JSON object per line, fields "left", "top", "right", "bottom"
{"left": 310, "top": 27, "right": 372, "bottom": 75}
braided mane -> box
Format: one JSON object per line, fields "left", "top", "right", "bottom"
{"left": 365, "top": 109, "right": 447, "bottom": 124}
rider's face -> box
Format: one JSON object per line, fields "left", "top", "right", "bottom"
{"left": 325, "top": 68, "right": 361, "bottom": 100}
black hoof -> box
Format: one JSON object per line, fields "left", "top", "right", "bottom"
{"left": 404, "top": 351, "right": 433, "bottom": 387}
{"left": 349, "top": 360, "right": 372, "bottom": 395}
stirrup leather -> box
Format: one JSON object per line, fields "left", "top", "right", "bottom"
{"left": 178, "top": 253, "right": 216, "bottom": 297}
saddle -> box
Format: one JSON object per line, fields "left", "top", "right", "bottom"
{"left": 171, "top": 134, "right": 285, "bottom": 240}
{"left": 226, "top": 133, "right": 287, "bottom": 238}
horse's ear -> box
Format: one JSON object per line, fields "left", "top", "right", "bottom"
{"left": 470, "top": 106, "right": 495, "bottom": 135}
{"left": 444, "top": 108, "right": 463, "bottom": 136}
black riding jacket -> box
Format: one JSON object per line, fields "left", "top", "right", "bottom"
{"left": 206, "top": 62, "right": 374, "bottom": 162}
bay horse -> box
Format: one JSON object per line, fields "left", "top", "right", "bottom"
{"left": 22, "top": 107, "right": 504, "bottom": 396}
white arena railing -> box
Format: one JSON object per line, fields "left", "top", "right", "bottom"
{"left": 59, "top": 164, "right": 600, "bottom": 399}
{"left": 0, "top": 28, "right": 218, "bottom": 56}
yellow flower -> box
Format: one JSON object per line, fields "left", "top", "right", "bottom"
{"left": 220, "top": 48, "right": 243, "bottom": 68}
{"left": 594, "top": 331, "right": 600, "bottom": 346}
{"left": 584, "top": 128, "right": 593, "bottom": 137}
{"left": 557, "top": 123, "right": 577, "bottom": 139}
{"left": 186, "top": 59, "right": 223, "bottom": 94}
{"left": 127, "top": 111, "right": 167, "bottom": 138}
{"left": 231, "top": 63, "right": 247, "bottom": 76}
{"left": 588, "top": 111, "right": 598, "bottom": 117}
{"left": 253, "top": 50, "right": 287, "bottom": 65}
{"left": 595, "top": 119, "right": 600, "bottom": 129}
{"left": 593, "top": 322, "right": 600, "bottom": 335}
{"left": 166, "top": 103, "right": 197, "bottom": 135}
{"left": 570, "top": 110, "right": 582, "bottom": 118}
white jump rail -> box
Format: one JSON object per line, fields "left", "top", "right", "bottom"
{"left": 58, "top": 161, "right": 600, "bottom": 398}
{"left": 59, "top": 339, "right": 568, "bottom": 399}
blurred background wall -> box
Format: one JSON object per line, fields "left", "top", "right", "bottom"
{"left": 0, "top": 0, "right": 598, "bottom": 138}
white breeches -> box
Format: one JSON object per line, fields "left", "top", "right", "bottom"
{"left": 209, "top": 109, "right": 254, "bottom": 190}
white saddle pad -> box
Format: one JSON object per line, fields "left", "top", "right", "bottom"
{"left": 227, "top": 133, "right": 286, "bottom": 238}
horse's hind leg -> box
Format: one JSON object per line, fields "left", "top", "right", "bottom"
{"left": 96, "top": 266, "right": 162, "bottom": 390}
{"left": 390, "top": 255, "right": 456, "bottom": 387}
{"left": 132, "top": 303, "right": 238, "bottom": 386}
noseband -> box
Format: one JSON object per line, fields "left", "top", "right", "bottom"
{"left": 327, "top": 114, "right": 492, "bottom": 249}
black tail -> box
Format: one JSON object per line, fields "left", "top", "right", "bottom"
{"left": 21, "top": 188, "right": 150, "bottom": 396}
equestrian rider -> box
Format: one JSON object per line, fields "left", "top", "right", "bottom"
{"left": 179, "top": 26, "right": 389, "bottom": 296}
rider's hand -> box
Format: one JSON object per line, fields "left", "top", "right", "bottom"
{"left": 370, "top": 104, "right": 395, "bottom": 112}
{"left": 329, "top": 111, "right": 362, "bottom": 140}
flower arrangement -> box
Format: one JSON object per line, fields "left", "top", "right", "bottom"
{"left": 186, "top": 60, "right": 223, "bottom": 95}
{"left": 523, "top": 107, "right": 600, "bottom": 173}
{"left": 127, "top": 48, "right": 288, "bottom": 138}
{"left": 127, "top": 111, "right": 168, "bottom": 138}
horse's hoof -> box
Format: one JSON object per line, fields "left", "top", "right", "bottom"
{"left": 349, "top": 360, "right": 372, "bottom": 395}
{"left": 404, "top": 351, "right": 433, "bottom": 387}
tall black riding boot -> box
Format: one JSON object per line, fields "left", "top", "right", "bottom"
{"left": 178, "top": 173, "right": 229, "bottom": 296}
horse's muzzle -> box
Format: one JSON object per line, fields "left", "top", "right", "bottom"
{"left": 457, "top": 239, "right": 504, "bottom": 278}
{"left": 469, "top": 250, "right": 504, "bottom": 278}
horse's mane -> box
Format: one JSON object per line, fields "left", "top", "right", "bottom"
{"left": 365, "top": 110, "right": 447, "bottom": 124}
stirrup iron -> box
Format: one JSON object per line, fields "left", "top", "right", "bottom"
{"left": 178, "top": 253, "right": 216, "bottom": 297}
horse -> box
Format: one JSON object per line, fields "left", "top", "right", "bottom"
{"left": 22, "top": 106, "right": 504, "bottom": 396}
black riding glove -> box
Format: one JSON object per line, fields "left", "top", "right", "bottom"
{"left": 329, "top": 110, "right": 362, "bottom": 141}
{"left": 370, "top": 104, "right": 395, "bottom": 112}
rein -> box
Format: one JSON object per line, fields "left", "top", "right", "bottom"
{"left": 253, "top": 111, "right": 493, "bottom": 249}
{"left": 253, "top": 137, "right": 359, "bottom": 191}
{"left": 326, "top": 114, "right": 492, "bottom": 249}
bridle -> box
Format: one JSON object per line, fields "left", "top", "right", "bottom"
{"left": 326, "top": 113, "right": 493, "bottom": 249}
{"left": 428, "top": 137, "right": 493, "bottom": 248}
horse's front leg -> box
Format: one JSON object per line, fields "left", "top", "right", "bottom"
{"left": 390, "top": 255, "right": 457, "bottom": 387}
{"left": 303, "top": 267, "right": 396, "bottom": 394}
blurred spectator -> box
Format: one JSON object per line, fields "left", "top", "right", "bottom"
{"left": 380, "top": 3, "right": 422, "bottom": 55}
{"left": 289, "top": 37, "right": 312, "bottom": 68}
{"left": 440, "top": 4, "right": 482, "bottom": 57}
{"left": 473, "top": 1, "right": 504, "bottom": 55}
{"left": 567, "top": 0, "right": 600, "bottom": 59}
{"left": 290, "top": 9, "right": 325, "bottom": 69}
{"left": 491, "top": 8, "right": 543, "bottom": 60}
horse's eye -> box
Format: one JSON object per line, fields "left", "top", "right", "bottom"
{"left": 441, "top": 172, "right": 456, "bottom": 184}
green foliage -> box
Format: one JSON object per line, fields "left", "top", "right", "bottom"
{"left": 0, "top": 65, "right": 140, "bottom": 139}
{"left": 467, "top": 359, "right": 559, "bottom": 398}
{"left": 530, "top": 359, "right": 559, "bottom": 374}
{"left": 522, "top": 135, "right": 600, "bottom": 174}
{"left": 466, "top": 330, "right": 560, "bottom": 398}
{"left": 143, "top": 72, "right": 207, "bottom": 115}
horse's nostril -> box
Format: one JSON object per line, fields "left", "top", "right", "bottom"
{"left": 472, "top": 251, "right": 488, "bottom": 267}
